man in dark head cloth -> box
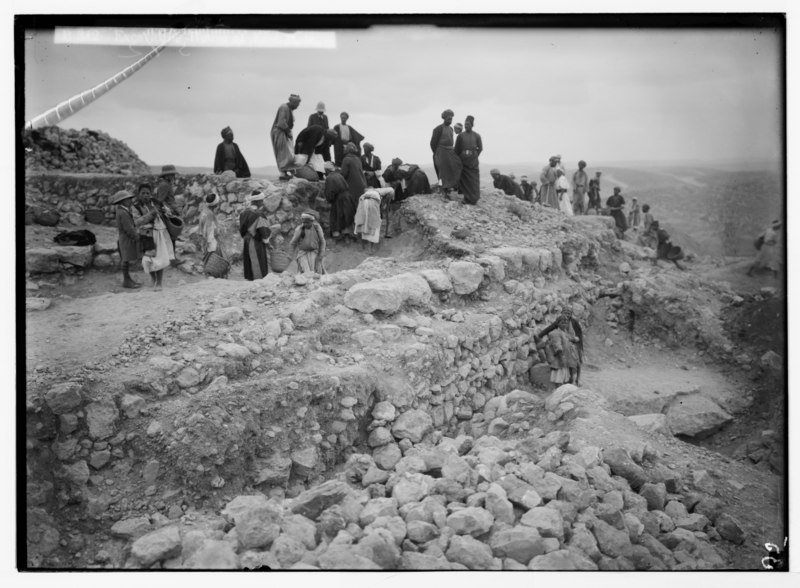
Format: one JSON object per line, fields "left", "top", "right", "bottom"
{"left": 454, "top": 115, "right": 483, "bottom": 204}
{"left": 271, "top": 94, "right": 302, "bottom": 180}
{"left": 429, "top": 109, "right": 463, "bottom": 196}
{"left": 520, "top": 175, "right": 535, "bottom": 202}
{"left": 361, "top": 143, "right": 383, "bottom": 189}
{"left": 214, "top": 126, "right": 251, "bottom": 178}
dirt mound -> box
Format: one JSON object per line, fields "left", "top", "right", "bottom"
{"left": 24, "top": 126, "right": 151, "bottom": 175}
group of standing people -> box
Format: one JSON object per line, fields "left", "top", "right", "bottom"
{"left": 114, "top": 164, "right": 182, "bottom": 290}
{"left": 430, "top": 110, "right": 483, "bottom": 205}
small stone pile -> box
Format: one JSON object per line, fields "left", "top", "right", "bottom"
{"left": 107, "top": 385, "right": 743, "bottom": 570}
{"left": 24, "top": 126, "right": 151, "bottom": 175}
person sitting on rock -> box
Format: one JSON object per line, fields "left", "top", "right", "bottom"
{"left": 361, "top": 143, "right": 383, "bottom": 189}
{"left": 652, "top": 221, "right": 686, "bottom": 270}
{"left": 291, "top": 210, "right": 327, "bottom": 273}
{"left": 213, "top": 126, "right": 251, "bottom": 178}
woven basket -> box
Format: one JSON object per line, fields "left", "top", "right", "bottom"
{"left": 203, "top": 251, "right": 230, "bottom": 278}
{"left": 269, "top": 249, "right": 292, "bottom": 273}
{"left": 85, "top": 208, "right": 105, "bottom": 225}
{"left": 164, "top": 215, "right": 183, "bottom": 240}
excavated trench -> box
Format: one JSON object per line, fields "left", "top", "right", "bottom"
{"left": 25, "top": 197, "right": 784, "bottom": 570}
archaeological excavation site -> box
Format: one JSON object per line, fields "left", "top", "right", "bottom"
{"left": 23, "top": 127, "right": 786, "bottom": 571}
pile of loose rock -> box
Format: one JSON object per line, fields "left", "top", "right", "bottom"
{"left": 108, "top": 385, "right": 744, "bottom": 570}
{"left": 24, "top": 126, "right": 151, "bottom": 175}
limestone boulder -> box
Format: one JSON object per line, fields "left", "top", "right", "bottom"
{"left": 392, "top": 409, "right": 433, "bottom": 443}
{"left": 344, "top": 273, "right": 432, "bottom": 314}
{"left": 418, "top": 269, "right": 453, "bottom": 292}
{"left": 666, "top": 395, "right": 732, "bottom": 438}
{"left": 447, "top": 261, "right": 485, "bottom": 295}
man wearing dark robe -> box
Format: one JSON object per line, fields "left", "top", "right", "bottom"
{"left": 333, "top": 112, "right": 364, "bottom": 166}
{"left": 430, "top": 109, "right": 463, "bottom": 195}
{"left": 606, "top": 186, "right": 628, "bottom": 235}
{"left": 454, "top": 115, "right": 482, "bottom": 204}
{"left": 382, "top": 158, "right": 431, "bottom": 202}
{"left": 271, "top": 94, "right": 300, "bottom": 181}
{"left": 323, "top": 161, "right": 357, "bottom": 240}
{"left": 490, "top": 169, "right": 520, "bottom": 197}
{"left": 214, "top": 126, "right": 251, "bottom": 178}
{"left": 341, "top": 142, "right": 367, "bottom": 200}
{"left": 361, "top": 143, "right": 383, "bottom": 189}
{"left": 587, "top": 171, "right": 602, "bottom": 213}
{"left": 307, "top": 101, "right": 331, "bottom": 162}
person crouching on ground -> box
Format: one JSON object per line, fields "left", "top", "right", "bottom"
{"left": 355, "top": 187, "right": 394, "bottom": 255}
{"left": 113, "top": 189, "right": 156, "bottom": 289}
{"left": 239, "top": 191, "right": 272, "bottom": 280}
{"left": 291, "top": 210, "right": 327, "bottom": 273}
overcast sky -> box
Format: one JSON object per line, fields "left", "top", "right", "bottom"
{"left": 23, "top": 24, "right": 782, "bottom": 170}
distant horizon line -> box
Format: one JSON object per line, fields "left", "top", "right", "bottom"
{"left": 152, "top": 157, "right": 782, "bottom": 172}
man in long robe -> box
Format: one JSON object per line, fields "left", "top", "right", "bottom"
{"left": 454, "top": 115, "right": 482, "bottom": 205}
{"left": 606, "top": 187, "right": 628, "bottom": 235}
{"left": 291, "top": 210, "right": 326, "bottom": 273}
{"left": 333, "top": 112, "right": 364, "bottom": 166}
{"left": 361, "top": 143, "right": 383, "bottom": 189}
{"left": 323, "top": 162, "right": 357, "bottom": 240}
{"left": 429, "top": 109, "right": 463, "bottom": 194}
{"left": 341, "top": 142, "right": 367, "bottom": 200}
{"left": 572, "top": 160, "right": 588, "bottom": 215}
{"left": 539, "top": 156, "right": 560, "bottom": 209}
{"left": 239, "top": 191, "right": 272, "bottom": 280}
{"left": 214, "top": 126, "right": 251, "bottom": 178}
{"left": 271, "top": 94, "right": 300, "bottom": 180}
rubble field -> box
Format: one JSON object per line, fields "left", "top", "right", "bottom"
{"left": 25, "top": 178, "right": 785, "bottom": 571}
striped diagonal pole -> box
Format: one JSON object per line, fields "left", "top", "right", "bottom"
{"left": 24, "top": 29, "right": 183, "bottom": 131}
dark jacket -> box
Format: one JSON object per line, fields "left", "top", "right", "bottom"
{"left": 493, "top": 174, "right": 521, "bottom": 197}
{"left": 214, "top": 141, "right": 251, "bottom": 178}
{"left": 307, "top": 112, "right": 329, "bottom": 130}
{"left": 116, "top": 204, "right": 141, "bottom": 262}
{"left": 361, "top": 153, "right": 382, "bottom": 189}
{"left": 333, "top": 124, "right": 364, "bottom": 165}
{"left": 294, "top": 125, "right": 332, "bottom": 158}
